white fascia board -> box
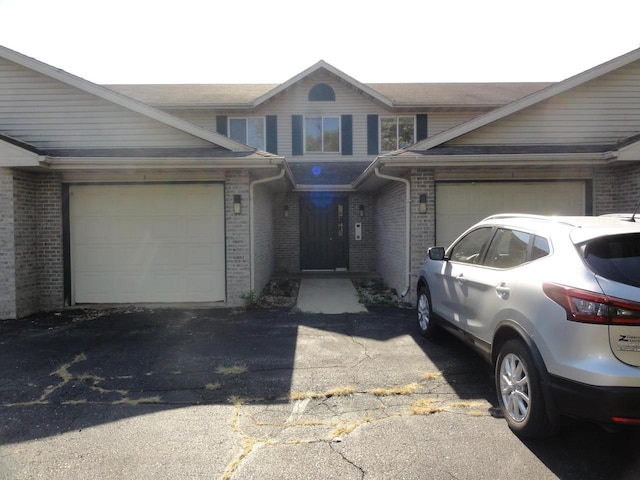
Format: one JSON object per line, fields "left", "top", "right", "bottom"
{"left": 616, "top": 142, "right": 640, "bottom": 161}
{"left": 252, "top": 60, "right": 393, "bottom": 108}
{"left": 411, "top": 47, "right": 640, "bottom": 151}
{"left": 377, "top": 152, "right": 613, "bottom": 167}
{"left": 43, "top": 156, "right": 288, "bottom": 170}
{"left": 0, "top": 137, "right": 41, "bottom": 166}
{"left": 0, "top": 45, "right": 252, "bottom": 152}
{"left": 293, "top": 184, "right": 357, "bottom": 192}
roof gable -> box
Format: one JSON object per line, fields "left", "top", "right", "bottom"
{"left": 251, "top": 60, "right": 394, "bottom": 109}
{"left": 0, "top": 45, "right": 252, "bottom": 152}
{"left": 409, "top": 47, "right": 640, "bottom": 150}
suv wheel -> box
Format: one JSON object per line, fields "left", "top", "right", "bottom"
{"left": 417, "top": 284, "right": 438, "bottom": 338}
{"left": 495, "top": 339, "right": 556, "bottom": 438}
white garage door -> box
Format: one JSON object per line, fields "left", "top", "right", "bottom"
{"left": 69, "top": 183, "right": 225, "bottom": 304}
{"left": 436, "top": 181, "right": 585, "bottom": 246}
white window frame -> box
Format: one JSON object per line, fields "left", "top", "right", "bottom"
{"left": 228, "top": 117, "right": 266, "bottom": 150}
{"left": 304, "top": 116, "right": 341, "bottom": 153}
{"left": 380, "top": 115, "right": 416, "bottom": 152}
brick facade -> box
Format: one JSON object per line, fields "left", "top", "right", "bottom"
{"left": 224, "top": 170, "right": 251, "bottom": 307}
{"left": 2, "top": 162, "right": 639, "bottom": 319}
{"left": 252, "top": 181, "right": 276, "bottom": 296}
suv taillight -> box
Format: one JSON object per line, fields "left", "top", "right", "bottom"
{"left": 543, "top": 282, "right": 640, "bottom": 326}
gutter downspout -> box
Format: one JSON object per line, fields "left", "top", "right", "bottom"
{"left": 249, "top": 167, "right": 286, "bottom": 291}
{"left": 374, "top": 167, "right": 411, "bottom": 298}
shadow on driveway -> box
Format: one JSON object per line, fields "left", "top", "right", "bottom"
{"left": 0, "top": 305, "right": 487, "bottom": 445}
{"left": 1, "top": 306, "right": 638, "bottom": 479}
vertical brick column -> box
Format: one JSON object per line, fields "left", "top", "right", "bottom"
{"left": 408, "top": 169, "right": 435, "bottom": 305}
{"left": 0, "top": 168, "right": 16, "bottom": 319}
{"left": 225, "top": 170, "right": 251, "bottom": 306}
{"left": 37, "top": 173, "right": 63, "bottom": 312}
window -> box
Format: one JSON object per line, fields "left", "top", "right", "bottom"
{"left": 450, "top": 227, "right": 493, "bottom": 264}
{"left": 229, "top": 117, "right": 265, "bottom": 150}
{"left": 308, "top": 83, "right": 335, "bottom": 101}
{"left": 305, "top": 116, "right": 340, "bottom": 153}
{"left": 380, "top": 116, "right": 415, "bottom": 151}
{"left": 485, "top": 229, "right": 532, "bottom": 269}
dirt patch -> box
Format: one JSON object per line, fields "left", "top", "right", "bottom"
{"left": 253, "top": 277, "right": 409, "bottom": 309}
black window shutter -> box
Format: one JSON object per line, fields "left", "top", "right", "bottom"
{"left": 416, "top": 114, "right": 428, "bottom": 142}
{"left": 216, "top": 115, "right": 228, "bottom": 136}
{"left": 367, "top": 114, "right": 379, "bottom": 155}
{"left": 292, "top": 115, "right": 303, "bottom": 156}
{"left": 266, "top": 115, "right": 278, "bottom": 154}
{"left": 341, "top": 115, "right": 352, "bottom": 155}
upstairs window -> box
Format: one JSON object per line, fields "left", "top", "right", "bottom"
{"left": 308, "top": 83, "right": 335, "bottom": 101}
{"left": 229, "top": 117, "right": 265, "bottom": 150}
{"left": 305, "top": 116, "right": 340, "bottom": 153}
{"left": 380, "top": 116, "right": 415, "bottom": 152}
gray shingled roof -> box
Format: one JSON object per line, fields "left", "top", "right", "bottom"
{"left": 106, "top": 82, "right": 553, "bottom": 109}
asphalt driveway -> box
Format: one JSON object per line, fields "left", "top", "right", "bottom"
{"left": 1, "top": 306, "right": 639, "bottom": 479}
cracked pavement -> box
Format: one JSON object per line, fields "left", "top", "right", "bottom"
{"left": 1, "top": 306, "right": 639, "bottom": 479}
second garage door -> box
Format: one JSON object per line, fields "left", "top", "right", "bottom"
{"left": 436, "top": 181, "right": 586, "bottom": 246}
{"left": 69, "top": 183, "right": 225, "bottom": 304}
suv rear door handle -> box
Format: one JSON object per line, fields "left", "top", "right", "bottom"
{"left": 496, "top": 283, "right": 510, "bottom": 298}
{"left": 456, "top": 274, "right": 465, "bottom": 285}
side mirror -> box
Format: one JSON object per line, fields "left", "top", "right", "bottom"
{"left": 428, "top": 246, "right": 447, "bottom": 261}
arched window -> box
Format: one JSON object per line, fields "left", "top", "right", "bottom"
{"left": 308, "top": 83, "right": 335, "bottom": 101}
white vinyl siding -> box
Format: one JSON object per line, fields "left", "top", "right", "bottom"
{"left": 435, "top": 181, "right": 585, "bottom": 246}
{"left": 450, "top": 60, "right": 640, "bottom": 145}
{"left": 69, "top": 184, "right": 225, "bottom": 303}
{"left": 0, "top": 58, "right": 212, "bottom": 149}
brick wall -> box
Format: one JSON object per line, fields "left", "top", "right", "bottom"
{"left": 252, "top": 181, "right": 275, "bottom": 295}
{"left": 13, "top": 170, "right": 39, "bottom": 317}
{"left": 274, "top": 192, "right": 300, "bottom": 272}
{"left": 0, "top": 168, "right": 16, "bottom": 318}
{"left": 599, "top": 163, "right": 640, "bottom": 213}
{"left": 37, "top": 173, "right": 63, "bottom": 312}
{"left": 0, "top": 169, "right": 64, "bottom": 319}
{"left": 375, "top": 180, "right": 408, "bottom": 297}
{"left": 349, "top": 193, "right": 375, "bottom": 271}
{"left": 225, "top": 170, "right": 251, "bottom": 306}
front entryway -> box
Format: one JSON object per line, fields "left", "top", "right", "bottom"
{"left": 300, "top": 193, "right": 349, "bottom": 270}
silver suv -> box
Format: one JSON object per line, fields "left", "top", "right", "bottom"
{"left": 417, "top": 214, "right": 640, "bottom": 437}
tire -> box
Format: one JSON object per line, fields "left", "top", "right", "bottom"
{"left": 417, "top": 284, "right": 438, "bottom": 338}
{"left": 495, "top": 339, "right": 557, "bottom": 438}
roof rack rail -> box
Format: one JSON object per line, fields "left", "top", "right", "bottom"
{"left": 482, "top": 213, "right": 579, "bottom": 227}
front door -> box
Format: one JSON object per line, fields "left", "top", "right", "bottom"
{"left": 300, "top": 193, "right": 349, "bottom": 270}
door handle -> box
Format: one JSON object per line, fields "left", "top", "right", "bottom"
{"left": 456, "top": 274, "right": 465, "bottom": 285}
{"left": 496, "top": 283, "right": 510, "bottom": 298}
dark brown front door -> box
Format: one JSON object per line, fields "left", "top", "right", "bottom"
{"left": 300, "top": 193, "right": 348, "bottom": 270}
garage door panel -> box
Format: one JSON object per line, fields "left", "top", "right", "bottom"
{"left": 436, "top": 181, "right": 585, "bottom": 246}
{"left": 70, "top": 184, "right": 225, "bottom": 303}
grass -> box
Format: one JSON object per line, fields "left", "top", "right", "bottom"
{"left": 370, "top": 382, "right": 420, "bottom": 396}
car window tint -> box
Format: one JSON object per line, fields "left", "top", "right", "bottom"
{"left": 450, "top": 227, "right": 493, "bottom": 264}
{"left": 485, "top": 229, "right": 531, "bottom": 268}
{"left": 531, "top": 235, "right": 550, "bottom": 260}
{"left": 583, "top": 233, "right": 640, "bottom": 288}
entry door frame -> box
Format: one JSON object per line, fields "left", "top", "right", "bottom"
{"left": 299, "top": 193, "right": 349, "bottom": 271}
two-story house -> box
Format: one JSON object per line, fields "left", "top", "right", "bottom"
{"left": 2, "top": 46, "right": 640, "bottom": 319}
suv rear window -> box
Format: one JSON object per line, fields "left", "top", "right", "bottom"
{"left": 582, "top": 233, "right": 640, "bottom": 287}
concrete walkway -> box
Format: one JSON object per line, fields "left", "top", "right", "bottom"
{"left": 296, "top": 278, "right": 368, "bottom": 314}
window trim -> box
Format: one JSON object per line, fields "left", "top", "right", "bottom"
{"left": 379, "top": 115, "right": 416, "bottom": 152}
{"left": 228, "top": 116, "right": 266, "bottom": 150}
{"left": 304, "top": 115, "right": 341, "bottom": 153}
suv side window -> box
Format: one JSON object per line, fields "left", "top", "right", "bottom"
{"left": 450, "top": 227, "right": 493, "bottom": 264}
{"left": 485, "top": 228, "right": 531, "bottom": 269}
{"left": 532, "top": 235, "right": 551, "bottom": 260}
